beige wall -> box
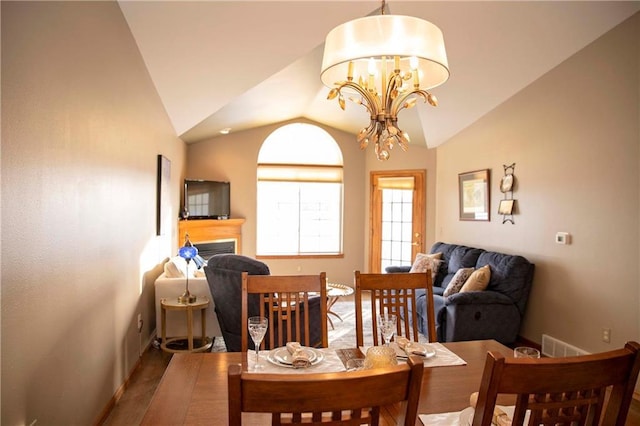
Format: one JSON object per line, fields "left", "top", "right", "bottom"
{"left": 435, "top": 13, "right": 639, "bottom": 353}
{"left": 1, "top": 2, "right": 184, "bottom": 424}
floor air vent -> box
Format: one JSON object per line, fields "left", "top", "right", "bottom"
{"left": 542, "top": 334, "right": 590, "bottom": 357}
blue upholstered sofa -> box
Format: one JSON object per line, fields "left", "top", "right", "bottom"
{"left": 386, "top": 242, "right": 534, "bottom": 345}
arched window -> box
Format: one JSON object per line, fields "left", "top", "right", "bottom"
{"left": 257, "top": 123, "right": 343, "bottom": 257}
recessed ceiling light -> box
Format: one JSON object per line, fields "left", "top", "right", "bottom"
{"left": 220, "top": 128, "right": 231, "bottom": 135}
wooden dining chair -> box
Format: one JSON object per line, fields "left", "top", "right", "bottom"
{"left": 241, "top": 272, "right": 329, "bottom": 351}
{"left": 354, "top": 271, "right": 436, "bottom": 347}
{"left": 472, "top": 341, "right": 640, "bottom": 426}
{"left": 227, "top": 355, "right": 424, "bottom": 425}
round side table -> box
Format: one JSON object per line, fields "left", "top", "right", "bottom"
{"left": 160, "top": 297, "right": 213, "bottom": 353}
{"left": 326, "top": 282, "right": 354, "bottom": 329}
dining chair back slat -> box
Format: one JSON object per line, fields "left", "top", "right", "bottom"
{"left": 227, "top": 355, "right": 424, "bottom": 425}
{"left": 241, "top": 272, "right": 328, "bottom": 351}
{"left": 354, "top": 271, "right": 436, "bottom": 347}
{"left": 472, "top": 341, "right": 640, "bottom": 426}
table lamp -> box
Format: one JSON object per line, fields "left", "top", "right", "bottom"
{"left": 177, "top": 233, "right": 198, "bottom": 304}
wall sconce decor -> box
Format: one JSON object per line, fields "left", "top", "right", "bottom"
{"left": 499, "top": 163, "right": 516, "bottom": 224}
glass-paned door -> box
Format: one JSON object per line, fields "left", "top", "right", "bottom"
{"left": 369, "top": 170, "right": 425, "bottom": 273}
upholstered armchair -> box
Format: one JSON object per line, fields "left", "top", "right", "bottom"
{"left": 204, "top": 254, "right": 324, "bottom": 351}
{"left": 204, "top": 254, "right": 271, "bottom": 352}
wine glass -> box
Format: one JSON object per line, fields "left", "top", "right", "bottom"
{"left": 248, "top": 316, "right": 268, "bottom": 370}
{"left": 377, "top": 312, "right": 397, "bottom": 346}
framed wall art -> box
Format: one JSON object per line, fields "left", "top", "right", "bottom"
{"left": 156, "top": 154, "right": 171, "bottom": 236}
{"left": 458, "top": 169, "right": 490, "bottom": 221}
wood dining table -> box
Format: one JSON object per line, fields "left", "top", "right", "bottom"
{"left": 141, "top": 339, "right": 515, "bottom": 425}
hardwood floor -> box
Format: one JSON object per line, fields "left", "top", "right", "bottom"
{"left": 101, "top": 346, "right": 172, "bottom": 426}
{"left": 100, "top": 300, "right": 640, "bottom": 425}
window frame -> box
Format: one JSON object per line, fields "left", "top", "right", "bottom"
{"left": 255, "top": 124, "right": 344, "bottom": 259}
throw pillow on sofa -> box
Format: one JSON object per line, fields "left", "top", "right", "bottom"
{"left": 443, "top": 267, "right": 474, "bottom": 297}
{"left": 164, "top": 257, "right": 186, "bottom": 278}
{"left": 460, "top": 264, "right": 491, "bottom": 292}
{"left": 164, "top": 256, "right": 204, "bottom": 278}
{"left": 409, "top": 252, "right": 443, "bottom": 282}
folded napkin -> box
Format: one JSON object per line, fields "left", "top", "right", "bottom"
{"left": 396, "top": 337, "right": 410, "bottom": 349}
{"left": 469, "top": 392, "right": 512, "bottom": 426}
{"left": 396, "top": 337, "right": 431, "bottom": 357}
{"left": 286, "top": 342, "right": 311, "bottom": 369}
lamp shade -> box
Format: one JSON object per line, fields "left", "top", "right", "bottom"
{"left": 178, "top": 244, "right": 198, "bottom": 260}
{"left": 320, "top": 14, "right": 449, "bottom": 90}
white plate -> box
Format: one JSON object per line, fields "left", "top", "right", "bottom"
{"left": 403, "top": 343, "right": 436, "bottom": 359}
{"left": 267, "top": 347, "right": 324, "bottom": 368}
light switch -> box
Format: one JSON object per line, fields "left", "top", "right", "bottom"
{"left": 555, "top": 232, "right": 571, "bottom": 245}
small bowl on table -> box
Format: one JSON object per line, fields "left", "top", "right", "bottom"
{"left": 364, "top": 346, "right": 397, "bottom": 369}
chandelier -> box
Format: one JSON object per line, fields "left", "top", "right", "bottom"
{"left": 320, "top": 1, "right": 449, "bottom": 161}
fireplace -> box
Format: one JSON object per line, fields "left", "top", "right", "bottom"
{"left": 194, "top": 239, "right": 236, "bottom": 260}
{"left": 179, "top": 218, "right": 245, "bottom": 255}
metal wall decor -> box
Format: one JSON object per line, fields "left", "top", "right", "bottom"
{"left": 499, "top": 163, "right": 516, "bottom": 224}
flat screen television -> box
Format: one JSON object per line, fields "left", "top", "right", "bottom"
{"left": 183, "top": 179, "right": 230, "bottom": 220}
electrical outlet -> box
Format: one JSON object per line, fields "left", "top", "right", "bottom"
{"left": 137, "top": 314, "right": 143, "bottom": 333}
{"left": 555, "top": 232, "right": 571, "bottom": 245}
{"left": 602, "top": 327, "right": 611, "bottom": 343}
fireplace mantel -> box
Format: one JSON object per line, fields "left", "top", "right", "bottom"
{"left": 178, "top": 218, "right": 245, "bottom": 254}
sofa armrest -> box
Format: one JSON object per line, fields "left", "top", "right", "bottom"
{"left": 385, "top": 265, "right": 411, "bottom": 273}
{"left": 445, "top": 290, "right": 513, "bottom": 306}
{"left": 438, "top": 292, "right": 521, "bottom": 345}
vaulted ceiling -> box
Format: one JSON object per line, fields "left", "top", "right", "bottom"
{"left": 118, "top": 1, "right": 639, "bottom": 149}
